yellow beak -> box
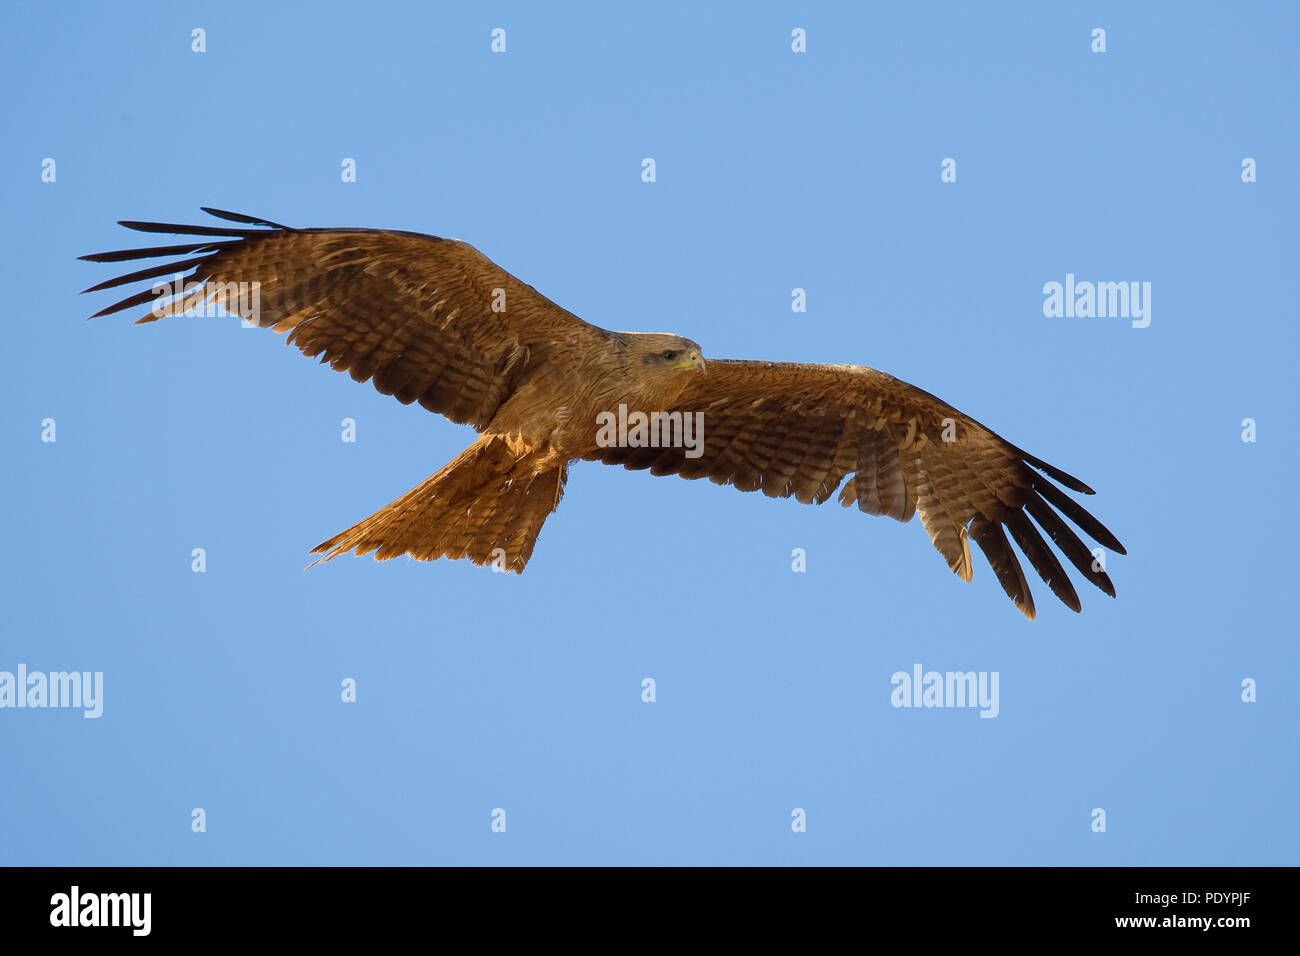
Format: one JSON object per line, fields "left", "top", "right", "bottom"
{"left": 676, "top": 349, "right": 706, "bottom": 373}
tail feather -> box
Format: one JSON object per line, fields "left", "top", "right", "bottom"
{"left": 309, "top": 436, "right": 566, "bottom": 573}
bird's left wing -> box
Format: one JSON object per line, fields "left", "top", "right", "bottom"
{"left": 80, "top": 208, "right": 611, "bottom": 430}
{"left": 583, "top": 358, "right": 1125, "bottom": 618}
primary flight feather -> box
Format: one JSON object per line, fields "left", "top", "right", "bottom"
{"left": 81, "top": 208, "right": 1126, "bottom": 618}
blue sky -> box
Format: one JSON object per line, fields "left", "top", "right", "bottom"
{"left": 1, "top": 1, "right": 1296, "bottom": 865}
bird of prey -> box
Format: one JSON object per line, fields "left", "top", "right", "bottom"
{"left": 81, "top": 208, "right": 1125, "bottom": 618}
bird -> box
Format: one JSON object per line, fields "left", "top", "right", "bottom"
{"left": 81, "top": 208, "right": 1125, "bottom": 618}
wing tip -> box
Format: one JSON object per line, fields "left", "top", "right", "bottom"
{"left": 1018, "top": 448, "right": 1096, "bottom": 495}
{"left": 200, "top": 207, "right": 290, "bottom": 229}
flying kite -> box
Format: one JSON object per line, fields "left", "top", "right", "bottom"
{"left": 82, "top": 209, "right": 1125, "bottom": 618}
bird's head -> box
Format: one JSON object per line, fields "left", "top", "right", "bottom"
{"left": 625, "top": 332, "right": 707, "bottom": 377}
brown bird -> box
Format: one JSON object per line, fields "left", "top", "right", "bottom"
{"left": 81, "top": 208, "right": 1125, "bottom": 618}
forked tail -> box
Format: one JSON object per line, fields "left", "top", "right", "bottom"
{"left": 309, "top": 435, "right": 568, "bottom": 573}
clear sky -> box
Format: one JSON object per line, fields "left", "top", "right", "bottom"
{"left": 1, "top": 1, "right": 1296, "bottom": 865}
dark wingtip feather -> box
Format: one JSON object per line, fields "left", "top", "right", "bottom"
{"left": 969, "top": 516, "right": 1036, "bottom": 619}
{"left": 200, "top": 207, "right": 289, "bottom": 229}
{"left": 1024, "top": 494, "right": 1118, "bottom": 599}
{"left": 78, "top": 240, "right": 236, "bottom": 263}
{"left": 118, "top": 220, "right": 259, "bottom": 238}
{"left": 88, "top": 284, "right": 169, "bottom": 319}
{"left": 1004, "top": 510, "right": 1082, "bottom": 613}
{"left": 81, "top": 254, "right": 210, "bottom": 293}
{"left": 1033, "top": 477, "right": 1126, "bottom": 554}
{"left": 1017, "top": 448, "right": 1096, "bottom": 494}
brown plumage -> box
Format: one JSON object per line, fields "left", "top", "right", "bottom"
{"left": 81, "top": 208, "right": 1126, "bottom": 618}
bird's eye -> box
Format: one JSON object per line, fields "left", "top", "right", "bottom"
{"left": 661, "top": 350, "right": 677, "bottom": 361}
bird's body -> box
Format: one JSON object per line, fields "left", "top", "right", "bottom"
{"left": 82, "top": 209, "right": 1126, "bottom": 618}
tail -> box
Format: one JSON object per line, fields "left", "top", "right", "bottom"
{"left": 309, "top": 436, "right": 568, "bottom": 573}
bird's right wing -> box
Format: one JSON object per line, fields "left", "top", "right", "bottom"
{"left": 585, "top": 358, "right": 1126, "bottom": 618}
